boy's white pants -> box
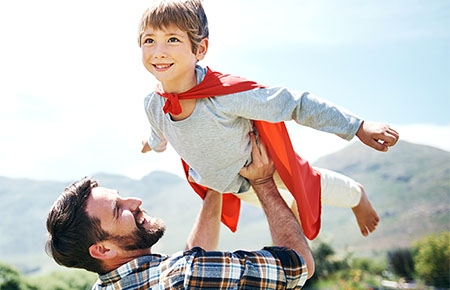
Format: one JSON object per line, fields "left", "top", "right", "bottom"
{"left": 235, "top": 167, "right": 362, "bottom": 209}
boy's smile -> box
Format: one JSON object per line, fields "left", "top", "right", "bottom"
{"left": 153, "top": 63, "right": 173, "bottom": 71}
{"left": 141, "top": 24, "right": 208, "bottom": 94}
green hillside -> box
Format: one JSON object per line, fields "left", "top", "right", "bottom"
{"left": 0, "top": 172, "right": 204, "bottom": 274}
{"left": 0, "top": 140, "right": 448, "bottom": 274}
{"left": 314, "top": 140, "right": 450, "bottom": 255}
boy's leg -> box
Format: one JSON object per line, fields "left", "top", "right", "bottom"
{"left": 235, "top": 170, "right": 294, "bottom": 208}
{"left": 237, "top": 168, "right": 379, "bottom": 236}
{"left": 316, "top": 167, "right": 361, "bottom": 207}
{"left": 315, "top": 167, "right": 379, "bottom": 236}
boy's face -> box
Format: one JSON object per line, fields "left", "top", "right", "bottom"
{"left": 141, "top": 24, "right": 208, "bottom": 93}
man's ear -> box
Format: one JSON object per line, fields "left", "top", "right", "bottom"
{"left": 89, "top": 242, "right": 117, "bottom": 261}
{"left": 196, "top": 38, "right": 209, "bottom": 61}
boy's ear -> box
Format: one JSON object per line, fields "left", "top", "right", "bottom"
{"left": 196, "top": 38, "right": 209, "bottom": 61}
{"left": 89, "top": 242, "right": 117, "bottom": 261}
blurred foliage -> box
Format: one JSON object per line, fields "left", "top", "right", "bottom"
{"left": 0, "top": 262, "right": 97, "bottom": 290}
{"left": 0, "top": 263, "right": 22, "bottom": 290}
{"left": 304, "top": 240, "right": 384, "bottom": 289}
{"left": 387, "top": 248, "right": 415, "bottom": 281}
{"left": 317, "top": 232, "right": 450, "bottom": 289}
{"left": 26, "top": 269, "right": 97, "bottom": 290}
{"left": 350, "top": 257, "right": 386, "bottom": 276}
{"left": 308, "top": 241, "right": 349, "bottom": 283}
{"left": 413, "top": 231, "right": 450, "bottom": 288}
{"left": 0, "top": 263, "right": 37, "bottom": 290}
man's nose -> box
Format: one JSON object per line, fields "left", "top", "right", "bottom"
{"left": 123, "top": 197, "right": 142, "bottom": 211}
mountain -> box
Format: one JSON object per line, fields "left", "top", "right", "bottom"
{"left": 314, "top": 140, "right": 450, "bottom": 255}
{"left": 0, "top": 170, "right": 270, "bottom": 274}
{"left": 0, "top": 140, "right": 448, "bottom": 274}
{"left": 0, "top": 171, "right": 202, "bottom": 274}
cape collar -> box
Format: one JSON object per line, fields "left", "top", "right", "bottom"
{"left": 155, "top": 67, "right": 264, "bottom": 115}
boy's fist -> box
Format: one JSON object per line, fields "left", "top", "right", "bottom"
{"left": 141, "top": 139, "right": 152, "bottom": 153}
{"left": 356, "top": 121, "right": 399, "bottom": 152}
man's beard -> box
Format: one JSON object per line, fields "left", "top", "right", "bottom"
{"left": 108, "top": 212, "right": 166, "bottom": 251}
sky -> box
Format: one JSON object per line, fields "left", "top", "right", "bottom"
{"left": 0, "top": 0, "right": 449, "bottom": 182}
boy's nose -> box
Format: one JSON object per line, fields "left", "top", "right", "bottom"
{"left": 153, "top": 43, "right": 168, "bottom": 58}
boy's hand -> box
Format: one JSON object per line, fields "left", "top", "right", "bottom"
{"left": 141, "top": 139, "right": 152, "bottom": 153}
{"left": 239, "top": 132, "right": 275, "bottom": 182}
{"left": 356, "top": 121, "right": 399, "bottom": 152}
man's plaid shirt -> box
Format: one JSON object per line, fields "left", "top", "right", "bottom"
{"left": 92, "top": 246, "right": 307, "bottom": 289}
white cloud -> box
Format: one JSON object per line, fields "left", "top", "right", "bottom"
{"left": 393, "top": 124, "right": 450, "bottom": 152}
{"left": 286, "top": 123, "right": 450, "bottom": 165}
{"left": 286, "top": 123, "right": 350, "bottom": 163}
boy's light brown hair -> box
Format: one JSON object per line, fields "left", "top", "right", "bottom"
{"left": 138, "top": 0, "right": 209, "bottom": 53}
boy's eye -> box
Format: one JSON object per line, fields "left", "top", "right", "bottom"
{"left": 168, "top": 37, "right": 180, "bottom": 43}
{"left": 144, "top": 38, "right": 154, "bottom": 44}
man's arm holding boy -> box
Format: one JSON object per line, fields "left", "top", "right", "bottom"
{"left": 240, "top": 132, "right": 314, "bottom": 278}
{"left": 185, "top": 188, "right": 222, "bottom": 251}
{"left": 185, "top": 133, "right": 314, "bottom": 284}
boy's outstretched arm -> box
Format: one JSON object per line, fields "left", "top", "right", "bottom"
{"left": 356, "top": 121, "right": 399, "bottom": 152}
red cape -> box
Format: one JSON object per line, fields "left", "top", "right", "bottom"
{"left": 156, "top": 67, "right": 322, "bottom": 240}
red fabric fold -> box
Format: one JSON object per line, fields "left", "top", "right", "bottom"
{"left": 182, "top": 159, "right": 241, "bottom": 232}
{"left": 156, "top": 67, "right": 263, "bottom": 115}
{"left": 162, "top": 94, "right": 183, "bottom": 115}
{"left": 158, "top": 67, "right": 322, "bottom": 240}
{"left": 253, "top": 121, "right": 321, "bottom": 239}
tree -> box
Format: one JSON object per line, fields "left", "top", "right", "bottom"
{"left": 413, "top": 231, "right": 449, "bottom": 288}
{"left": 387, "top": 248, "right": 415, "bottom": 281}
{"left": 0, "top": 263, "right": 36, "bottom": 290}
{"left": 0, "top": 262, "right": 96, "bottom": 290}
{"left": 305, "top": 241, "right": 350, "bottom": 285}
{"left": 26, "top": 270, "right": 97, "bottom": 290}
{"left": 304, "top": 241, "right": 384, "bottom": 290}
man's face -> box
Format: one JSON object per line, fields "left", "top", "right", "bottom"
{"left": 85, "top": 187, "right": 165, "bottom": 251}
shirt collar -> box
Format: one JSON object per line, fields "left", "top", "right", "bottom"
{"left": 195, "top": 64, "right": 207, "bottom": 84}
{"left": 97, "top": 253, "right": 168, "bottom": 285}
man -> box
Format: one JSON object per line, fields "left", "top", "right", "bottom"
{"left": 46, "top": 134, "right": 314, "bottom": 289}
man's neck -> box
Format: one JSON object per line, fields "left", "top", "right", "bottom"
{"left": 101, "top": 248, "right": 152, "bottom": 274}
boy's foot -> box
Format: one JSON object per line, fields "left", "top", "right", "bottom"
{"left": 351, "top": 184, "right": 380, "bottom": 236}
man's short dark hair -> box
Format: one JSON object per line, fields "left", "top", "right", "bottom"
{"left": 46, "top": 177, "right": 108, "bottom": 273}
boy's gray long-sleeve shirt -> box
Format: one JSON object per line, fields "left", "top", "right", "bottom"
{"left": 144, "top": 66, "right": 363, "bottom": 194}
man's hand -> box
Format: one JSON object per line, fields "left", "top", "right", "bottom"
{"left": 356, "top": 121, "right": 399, "bottom": 152}
{"left": 239, "top": 132, "right": 275, "bottom": 182}
{"left": 141, "top": 139, "right": 152, "bottom": 153}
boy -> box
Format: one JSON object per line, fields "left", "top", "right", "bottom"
{"left": 139, "top": 0, "right": 399, "bottom": 239}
